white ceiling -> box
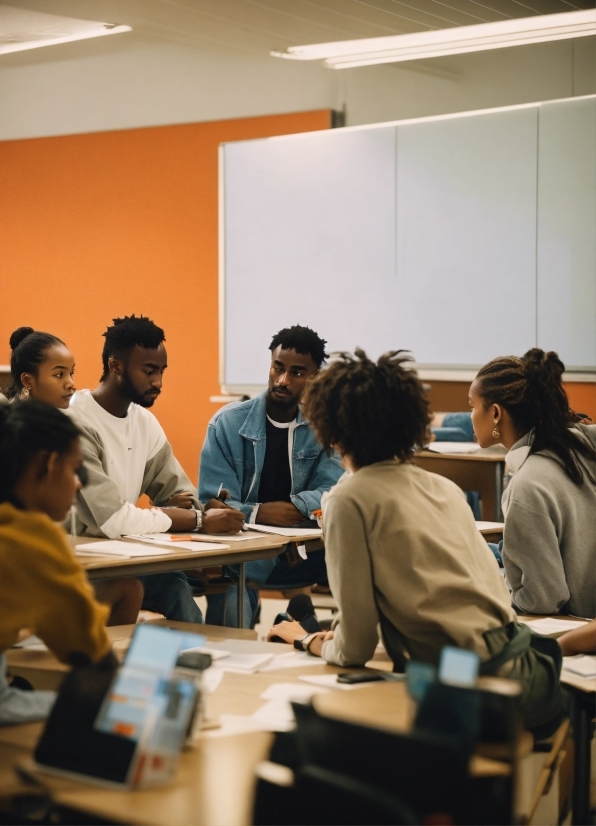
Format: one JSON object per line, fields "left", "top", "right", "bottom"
{"left": 1, "top": 0, "right": 594, "bottom": 65}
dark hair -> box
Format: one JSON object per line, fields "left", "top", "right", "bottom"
{"left": 0, "top": 401, "right": 81, "bottom": 503}
{"left": 474, "top": 348, "right": 595, "bottom": 485}
{"left": 100, "top": 315, "right": 165, "bottom": 381}
{"left": 269, "top": 325, "right": 328, "bottom": 369}
{"left": 8, "top": 327, "right": 65, "bottom": 400}
{"left": 302, "top": 349, "right": 430, "bottom": 467}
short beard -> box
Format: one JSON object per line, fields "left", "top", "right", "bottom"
{"left": 266, "top": 387, "right": 296, "bottom": 412}
{"left": 120, "top": 369, "right": 157, "bottom": 408}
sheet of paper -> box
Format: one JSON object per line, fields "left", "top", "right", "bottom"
{"left": 426, "top": 442, "right": 482, "bottom": 455}
{"left": 247, "top": 524, "right": 322, "bottom": 538}
{"left": 181, "top": 647, "right": 230, "bottom": 661}
{"left": 126, "top": 532, "right": 253, "bottom": 544}
{"left": 211, "top": 653, "right": 275, "bottom": 674}
{"left": 299, "top": 674, "right": 373, "bottom": 691}
{"left": 260, "top": 650, "right": 327, "bottom": 672}
{"left": 13, "top": 635, "right": 48, "bottom": 652}
{"left": 250, "top": 700, "right": 297, "bottom": 731}
{"left": 562, "top": 656, "right": 596, "bottom": 678}
{"left": 475, "top": 521, "right": 504, "bottom": 532}
{"left": 202, "top": 668, "right": 225, "bottom": 694}
{"left": 260, "top": 682, "right": 328, "bottom": 702}
{"left": 523, "top": 617, "right": 588, "bottom": 636}
{"left": 75, "top": 540, "right": 174, "bottom": 558}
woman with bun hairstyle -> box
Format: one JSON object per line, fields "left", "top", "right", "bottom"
{"left": 8, "top": 327, "right": 143, "bottom": 626}
{"left": 8, "top": 327, "right": 76, "bottom": 408}
{"left": 469, "top": 348, "right": 596, "bottom": 618}
{"left": 0, "top": 401, "right": 113, "bottom": 724}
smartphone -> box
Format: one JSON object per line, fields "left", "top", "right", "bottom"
{"left": 337, "top": 673, "right": 385, "bottom": 684}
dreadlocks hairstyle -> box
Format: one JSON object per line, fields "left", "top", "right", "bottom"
{"left": 100, "top": 315, "right": 165, "bottom": 381}
{"left": 0, "top": 401, "right": 81, "bottom": 504}
{"left": 269, "top": 325, "right": 328, "bottom": 369}
{"left": 302, "top": 349, "right": 430, "bottom": 468}
{"left": 474, "top": 348, "right": 595, "bottom": 485}
{"left": 8, "top": 327, "right": 65, "bottom": 400}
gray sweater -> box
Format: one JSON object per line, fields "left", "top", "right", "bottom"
{"left": 502, "top": 424, "right": 596, "bottom": 618}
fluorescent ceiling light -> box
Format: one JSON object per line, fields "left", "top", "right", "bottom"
{"left": 0, "top": 5, "right": 131, "bottom": 55}
{"left": 272, "top": 9, "right": 596, "bottom": 69}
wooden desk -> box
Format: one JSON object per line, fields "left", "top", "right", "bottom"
{"left": 413, "top": 451, "right": 506, "bottom": 520}
{"left": 5, "top": 621, "right": 258, "bottom": 692}
{"left": 71, "top": 531, "right": 322, "bottom": 628}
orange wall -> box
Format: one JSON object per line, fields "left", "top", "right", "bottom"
{"left": 0, "top": 111, "right": 331, "bottom": 484}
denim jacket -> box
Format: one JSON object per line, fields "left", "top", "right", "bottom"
{"left": 198, "top": 392, "right": 343, "bottom": 519}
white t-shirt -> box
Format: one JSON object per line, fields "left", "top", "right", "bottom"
{"left": 69, "top": 389, "right": 172, "bottom": 537}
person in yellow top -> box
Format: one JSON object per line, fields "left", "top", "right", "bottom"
{"left": 0, "top": 400, "right": 112, "bottom": 725}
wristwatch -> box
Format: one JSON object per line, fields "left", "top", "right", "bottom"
{"left": 191, "top": 507, "right": 203, "bottom": 533}
{"left": 294, "top": 632, "right": 317, "bottom": 653}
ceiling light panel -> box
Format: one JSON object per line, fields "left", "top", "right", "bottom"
{"left": 0, "top": 5, "right": 131, "bottom": 55}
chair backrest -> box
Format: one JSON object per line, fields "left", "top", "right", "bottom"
{"left": 292, "top": 701, "right": 470, "bottom": 822}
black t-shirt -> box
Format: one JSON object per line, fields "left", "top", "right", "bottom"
{"left": 258, "top": 418, "right": 294, "bottom": 503}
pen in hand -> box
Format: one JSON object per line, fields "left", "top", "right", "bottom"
{"left": 216, "top": 482, "right": 249, "bottom": 530}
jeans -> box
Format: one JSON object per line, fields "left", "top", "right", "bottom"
{"left": 140, "top": 572, "right": 204, "bottom": 624}
{"left": 488, "top": 540, "right": 504, "bottom": 566}
{"left": 205, "top": 550, "right": 328, "bottom": 628}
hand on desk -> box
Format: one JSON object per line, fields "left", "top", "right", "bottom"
{"left": 257, "top": 502, "right": 304, "bottom": 527}
{"left": 165, "top": 491, "right": 195, "bottom": 509}
{"left": 203, "top": 507, "right": 246, "bottom": 534}
{"left": 266, "top": 619, "right": 333, "bottom": 658}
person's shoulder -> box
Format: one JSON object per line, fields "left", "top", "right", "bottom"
{"left": 0, "top": 503, "right": 70, "bottom": 557}
{"left": 575, "top": 423, "right": 596, "bottom": 451}
{"left": 210, "top": 396, "right": 257, "bottom": 427}
{"left": 68, "top": 389, "right": 92, "bottom": 417}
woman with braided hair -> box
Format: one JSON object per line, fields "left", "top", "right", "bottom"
{"left": 268, "top": 349, "right": 564, "bottom": 737}
{"left": 469, "top": 348, "right": 596, "bottom": 618}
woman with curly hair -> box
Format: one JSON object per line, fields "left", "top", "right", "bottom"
{"left": 269, "top": 349, "right": 564, "bottom": 737}
{"left": 469, "top": 348, "right": 596, "bottom": 618}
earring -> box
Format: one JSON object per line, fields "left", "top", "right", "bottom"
{"left": 20, "top": 387, "right": 30, "bottom": 399}
{"left": 492, "top": 424, "right": 500, "bottom": 439}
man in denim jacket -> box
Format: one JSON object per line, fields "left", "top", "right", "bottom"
{"left": 199, "top": 326, "right": 343, "bottom": 626}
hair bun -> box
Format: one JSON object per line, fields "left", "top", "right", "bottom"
{"left": 9, "top": 327, "right": 35, "bottom": 351}
{"left": 522, "top": 348, "right": 565, "bottom": 388}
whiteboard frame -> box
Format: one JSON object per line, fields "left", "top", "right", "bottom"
{"left": 219, "top": 95, "right": 596, "bottom": 394}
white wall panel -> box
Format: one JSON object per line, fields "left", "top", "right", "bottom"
{"left": 395, "top": 107, "right": 538, "bottom": 366}
{"left": 223, "top": 126, "right": 397, "bottom": 386}
{"left": 537, "top": 97, "right": 596, "bottom": 369}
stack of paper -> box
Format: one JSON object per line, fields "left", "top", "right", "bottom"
{"left": 212, "top": 652, "right": 274, "bottom": 674}
{"left": 475, "top": 521, "right": 504, "bottom": 532}
{"left": 426, "top": 442, "right": 482, "bottom": 455}
{"left": 562, "top": 656, "right": 596, "bottom": 678}
{"left": 75, "top": 540, "right": 174, "bottom": 558}
{"left": 125, "top": 532, "right": 252, "bottom": 544}
{"left": 523, "top": 618, "right": 588, "bottom": 636}
{"left": 247, "top": 524, "right": 322, "bottom": 538}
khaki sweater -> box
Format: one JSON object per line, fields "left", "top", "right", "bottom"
{"left": 0, "top": 502, "right": 111, "bottom": 660}
{"left": 321, "top": 461, "right": 515, "bottom": 668}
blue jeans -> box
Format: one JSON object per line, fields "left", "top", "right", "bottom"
{"left": 140, "top": 572, "right": 204, "bottom": 624}
{"left": 205, "top": 550, "right": 328, "bottom": 628}
{"left": 488, "top": 541, "right": 504, "bottom": 566}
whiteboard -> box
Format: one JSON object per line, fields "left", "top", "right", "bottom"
{"left": 396, "top": 107, "right": 538, "bottom": 365}
{"left": 221, "top": 96, "right": 596, "bottom": 391}
{"left": 222, "top": 126, "right": 397, "bottom": 387}
{"left": 537, "top": 97, "right": 596, "bottom": 369}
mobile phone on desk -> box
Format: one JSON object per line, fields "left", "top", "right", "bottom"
{"left": 337, "top": 672, "right": 385, "bottom": 684}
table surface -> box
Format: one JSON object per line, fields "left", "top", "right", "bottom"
{"left": 70, "top": 532, "right": 313, "bottom": 580}
{"left": 3, "top": 616, "right": 593, "bottom": 825}
{"left": 415, "top": 450, "right": 506, "bottom": 463}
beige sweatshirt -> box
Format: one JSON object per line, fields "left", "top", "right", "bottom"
{"left": 321, "top": 461, "right": 515, "bottom": 668}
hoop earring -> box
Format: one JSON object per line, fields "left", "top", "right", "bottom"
{"left": 492, "top": 425, "right": 500, "bottom": 439}
{"left": 20, "top": 387, "right": 30, "bottom": 400}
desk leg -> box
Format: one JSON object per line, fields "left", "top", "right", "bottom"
{"left": 569, "top": 686, "right": 592, "bottom": 825}
{"left": 494, "top": 463, "right": 504, "bottom": 521}
{"left": 237, "top": 562, "right": 246, "bottom": 629}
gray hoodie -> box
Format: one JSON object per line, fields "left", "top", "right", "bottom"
{"left": 502, "top": 424, "right": 596, "bottom": 618}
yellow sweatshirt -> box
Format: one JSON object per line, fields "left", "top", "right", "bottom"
{"left": 0, "top": 502, "right": 111, "bottom": 663}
